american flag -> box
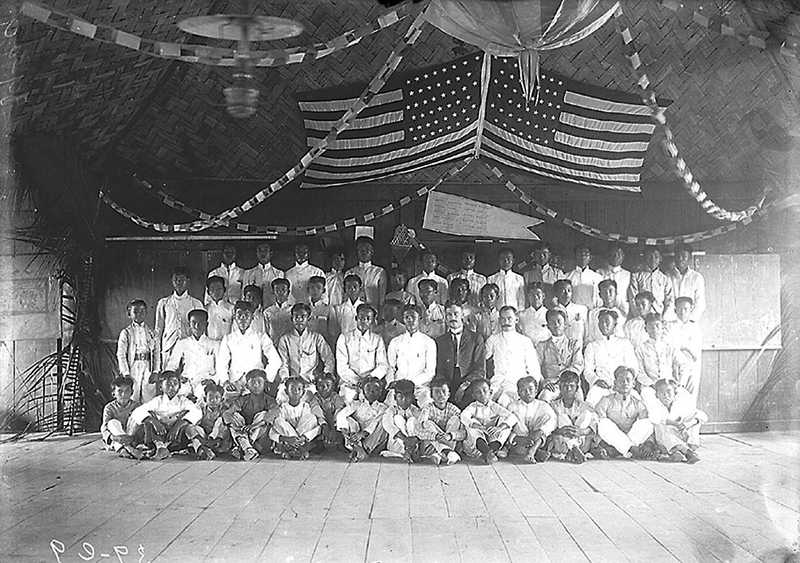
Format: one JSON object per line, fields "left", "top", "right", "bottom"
{"left": 298, "top": 53, "right": 667, "bottom": 191}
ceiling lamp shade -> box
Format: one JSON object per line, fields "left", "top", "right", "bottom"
{"left": 424, "top": 0, "right": 618, "bottom": 104}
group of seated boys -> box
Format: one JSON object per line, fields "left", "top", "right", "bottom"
{"left": 105, "top": 239, "right": 706, "bottom": 465}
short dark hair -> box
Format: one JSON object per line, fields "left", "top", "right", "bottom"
{"left": 429, "top": 377, "right": 450, "bottom": 391}
{"left": 546, "top": 308, "right": 566, "bottom": 323}
{"left": 598, "top": 279, "right": 617, "bottom": 291}
{"left": 516, "top": 376, "right": 537, "bottom": 391}
{"left": 417, "top": 278, "right": 437, "bottom": 291}
{"left": 635, "top": 291, "right": 655, "bottom": 303}
{"left": 394, "top": 379, "right": 415, "bottom": 397}
{"left": 126, "top": 299, "right": 147, "bottom": 314}
{"left": 553, "top": 279, "right": 572, "bottom": 291}
{"left": 284, "top": 376, "right": 306, "bottom": 389}
{"left": 559, "top": 370, "right": 580, "bottom": 385}
{"left": 207, "top": 275, "right": 226, "bottom": 289}
{"left": 480, "top": 283, "right": 499, "bottom": 296}
{"left": 172, "top": 266, "right": 190, "bottom": 278}
{"left": 499, "top": 305, "right": 517, "bottom": 315}
{"left": 308, "top": 275, "right": 326, "bottom": 287}
{"left": 245, "top": 369, "right": 267, "bottom": 382}
{"left": 187, "top": 308, "right": 208, "bottom": 322}
{"left": 597, "top": 309, "right": 618, "bottom": 322}
{"left": 204, "top": 381, "right": 225, "bottom": 396}
{"left": 675, "top": 296, "right": 694, "bottom": 307}
{"left": 356, "top": 303, "right": 377, "bottom": 317}
{"left": 271, "top": 278, "right": 290, "bottom": 290}
{"left": 234, "top": 300, "right": 254, "bottom": 314}
{"left": 468, "top": 378, "right": 490, "bottom": 398}
{"left": 344, "top": 274, "right": 363, "bottom": 287}
{"left": 402, "top": 304, "right": 421, "bottom": 316}
{"left": 111, "top": 375, "right": 134, "bottom": 391}
{"left": 291, "top": 303, "right": 311, "bottom": 316}
{"left": 243, "top": 284, "right": 261, "bottom": 297}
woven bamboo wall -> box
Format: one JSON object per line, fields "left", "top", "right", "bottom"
{"left": 9, "top": 0, "right": 800, "bottom": 193}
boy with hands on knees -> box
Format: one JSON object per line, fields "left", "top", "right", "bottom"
{"left": 460, "top": 378, "right": 517, "bottom": 464}
{"left": 416, "top": 378, "right": 465, "bottom": 465}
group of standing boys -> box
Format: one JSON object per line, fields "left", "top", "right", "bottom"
{"left": 105, "top": 238, "right": 706, "bottom": 465}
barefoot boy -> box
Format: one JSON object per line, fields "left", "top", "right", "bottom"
{"left": 308, "top": 372, "right": 346, "bottom": 451}
{"left": 117, "top": 299, "right": 160, "bottom": 403}
{"left": 547, "top": 371, "right": 597, "bottom": 464}
{"left": 381, "top": 379, "right": 422, "bottom": 462}
{"left": 101, "top": 376, "right": 143, "bottom": 459}
{"left": 649, "top": 379, "right": 706, "bottom": 463}
{"left": 223, "top": 369, "right": 278, "bottom": 461}
{"left": 460, "top": 378, "right": 517, "bottom": 464}
{"left": 507, "top": 376, "right": 557, "bottom": 463}
{"left": 270, "top": 377, "right": 322, "bottom": 460}
{"left": 416, "top": 378, "right": 465, "bottom": 465}
{"left": 594, "top": 366, "right": 654, "bottom": 459}
{"left": 335, "top": 377, "right": 389, "bottom": 462}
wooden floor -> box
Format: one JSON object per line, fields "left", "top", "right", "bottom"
{"left": 1, "top": 431, "right": 798, "bottom": 563}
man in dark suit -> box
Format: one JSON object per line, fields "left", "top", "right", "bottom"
{"left": 435, "top": 302, "right": 486, "bottom": 408}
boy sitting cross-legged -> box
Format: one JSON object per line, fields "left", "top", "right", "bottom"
{"left": 381, "top": 379, "right": 422, "bottom": 463}
{"left": 270, "top": 377, "right": 323, "bottom": 460}
{"left": 547, "top": 371, "right": 598, "bottom": 464}
{"left": 195, "top": 382, "right": 231, "bottom": 456}
{"left": 127, "top": 370, "right": 208, "bottom": 460}
{"left": 222, "top": 368, "right": 278, "bottom": 461}
{"left": 307, "top": 372, "right": 346, "bottom": 452}
{"left": 594, "top": 366, "right": 654, "bottom": 460}
{"left": 650, "top": 379, "right": 706, "bottom": 464}
{"left": 101, "top": 375, "right": 143, "bottom": 459}
{"left": 416, "top": 378, "right": 465, "bottom": 465}
{"left": 460, "top": 378, "right": 517, "bottom": 464}
{"left": 507, "top": 376, "right": 558, "bottom": 463}
{"left": 335, "top": 376, "right": 389, "bottom": 462}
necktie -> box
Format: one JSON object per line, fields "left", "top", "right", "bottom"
{"left": 452, "top": 332, "right": 459, "bottom": 368}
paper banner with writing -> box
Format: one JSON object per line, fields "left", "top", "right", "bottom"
{"left": 423, "top": 191, "right": 542, "bottom": 240}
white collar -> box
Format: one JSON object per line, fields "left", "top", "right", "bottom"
{"left": 358, "top": 261, "right": 373, "bottom": 267}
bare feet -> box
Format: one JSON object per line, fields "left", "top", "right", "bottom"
{"left": 568, "top": 446, "right": 586, "bottom": 464}
{"left": 152, "top": 446, "right": 171, "bottom": 461}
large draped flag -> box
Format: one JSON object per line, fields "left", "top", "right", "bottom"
{"left": 298, "top": 52, "right": 669, "bottom": 191}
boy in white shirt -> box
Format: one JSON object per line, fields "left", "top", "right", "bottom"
{"left": 336, "top": 304, "right": 388, "bottom": 403}
{"left": 488, "top": 248, "right": 525, "bottom": 310}
{"left": 243, "top": 242, "right": 284, "bottom": 307}
{"left": 566, "top": 244, "right": 602, "bottom": 309}
{"left": 307, "top": 276, "right": 333, "bottom": 345}
{"left": 447, "top": 249, "right": 487, "bottom": 306}
{"left": 276, "top": 303, "right": 335, "bottom": 401}
{"left": 624, "top": 291, "right": 654, "bottom": 349}
{"left": 416, "top": 378, "right": 465, "bottom": 465}
{"left": 670, "top": 243, "right": 705, "bottom": 321}
{"left": 205, "top": 276, "right": 234, "bottom": 340}
{"left": 475, "top": 283, "right": 501, "bottom": 340}
{"left": 536, "top": 309, "right": 584, "bottom": 402}
{"left": 325, "top": 249, "right": 346, "bottom": 307}
{"left": 599, "top": 243, "right": 631, "bottom": 316}
{"left": 332, "top": 274, "right": 365, "bottom": 342}
{"left": 460, "top": 378, "right": 517, "bottom": 464}
{"left": 407, "top": 250, "right": 449, "bottom": 304}
{"left": 649, "top": 379, "right": 706, "bottom": 463}
{"left": 264, "top": 278, "right": 294, "bottom": 340}
{"left": 518, "top": 282, "right": 550, "bottom": 345}
{"left": 583, "top": 309, "right": 638, "bottom": 407}
{"left": 485, "top": 306, "right": 541, "bottom": 406}
{"left": 167, "top": 309, "right": 217, "bottom": 402}
{"left": 507, "top": 376, "right": 557, "bottom": 463}
{"left": 336, "top": 376, "right": 389, "bottom": 462}
{"left": 286, "top": 243, "right": 325, "bottom": 304}
{"left": 216, "top": 301, "right": 282, "bottom": 394}
{"left": 628, "top": 247, "right": 674, "bottom": 318}
{"left": 635, "top": 313, "right": 683, "bottom": 408}
{"left": 381, "top": 379, "right": 422, "bottom": 462}
{"left": 387, "top": 305, "right": 437, "bottom": 407}
{"left": 155, "top": 267, "right": 204, "bottom": 367}
{"left": 586, "top": 279, "right": 627, "bottom": 344}
{"left": 127, "top": 371, "right": 207, "bottom": 460}
{"left": 207, "top": 244, "right": 245, "bottom": 303}
{"left": 270, "top": 377, "right": 322, "bottom": 460}
{"left": 553, "top": 279, "right": 587, "bottom": 344}
{"left": 346, "top": 236, "right": 388, "bottom": 306}
{"left": 547, "top": 371, "right": 598, "bottom": 464}
{"left": 669, "top": 296, "right": 702, "bottom": 405}
{"left": 594, "top": 366, "right": 654, "bottom": 459}
{"left": 385, "top": 268, "right": 416, "bottom": 306}
{"left": 523, "top": 241, "right": 564, "bottom": 300}
{"left": 418, "top": 278, "right": 445, "bottom": 339}
{"left": 242, "top": 284, "right": 268, "bottom": 335}
{"left": 117, "top": 298, "right": 160, "bottom": 403}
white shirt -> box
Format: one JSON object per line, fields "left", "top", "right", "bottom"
{"left": 420, "top": 302, "right": 446, "bottom": 339}
{"left": 508, "top": 399, "right": 557, "bottom": 437}
{"left": 668, "top": 319, "right": 702, "bottom": 369}
{"left": 407, "top": 271, "right": 449, "bottom": 304}
{"left": 585, "top": 305, "right": 627, "bottom": 344}
{"left": 560, "top": 302, "right": 588, "bottom": 343}
{"left": 518, "top": 306, "right": 550, "bottom": 344}
{"left": 207, "top": 263, "right": 245, "bottom": 303}
{"left": 128, "top": 393, "right": 202, "bottom": 430}
{"left": 336, "top": 329, "right": 389, "bottom": 386}
{"left": 155, "top": 292, "right": 205, "bottom": 361}
{"left": 629, "top": 268, "right": 674, "bottom": 318}
{"left": 167, "top": 334, "right": 217, "bottom": 383}
{"left": 599, "top": 265, "right": 631, "bottom": 316}
{"left": 215, "top": 324, "right": 282, "bottom": 384}
{"left": 325, "top": 270, "right": 344, "bottom": 307}
{"left": 647, "top": 387, "right": 707, "bottom": 425}
{"left": 448, "top": 269, "right": 488, "bottom": 305}
{"left": 670, "top": 267, "right": 706, "bottom": 321}
{"left": 387, "top": 331, "right": 437, "bottom": 388}
{"left": 346, "top": 262, "right": 388, "bottom": 306}
{"left": 285, "top": 261, "right": 325, "bottom": 303}
{"left": 485, "top": 331, "right": 542, "bottom": 385}
{"left": 523, "top": 264, "right": 564, "bottom": 287}
{"left": 243, "top": 262, "right": 285, "bottom": 306}
{"left": 264, "top": 300, "right": 295, "bottom": 340}
{"left": 583, "top": 335, "right": 638, "bottom": 387}
{"left": 566, "top": 266, "right": 603, "bottom": 308}
{"left": 205, "top": 299, "right": 233, "bottom": 341}
{"left": 488, "top": 269, "right": 526, "bottom": 311}
{"left": 332, "top": 298, "right": 364, "bottom": 340}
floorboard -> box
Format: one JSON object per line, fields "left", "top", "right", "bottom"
{"left": 0, "top": 431, "right": 797, "bottom": 562}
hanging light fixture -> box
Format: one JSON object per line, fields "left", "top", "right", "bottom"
{"left": 178, "top": 1, "right": 304, "bottom": 118}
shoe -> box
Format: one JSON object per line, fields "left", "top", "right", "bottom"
{"left": 429, "top": 453, "right": 443, "bottom": 466}
{"left": 569, "top": 446, "right": 586, "bottom": 464}
{"left": 446, "top": 451, "right": 461, "bottom": 465}
{"left": 590, "top": 446, "right": 609, "bottom": 460}
{"left": 243, "top": 447, "right": 259, "bottom": 461}
{"left": 496, "top": 448, "right": 508, "bottom": 459}
{"left": 231, "top": 447, "right": 243, "bottom": 460}
{"left": 684, "top": 450, "right": 700, "bottom": 464}
{"left": 534, "top": 449, "right": 551, "bottom": 463}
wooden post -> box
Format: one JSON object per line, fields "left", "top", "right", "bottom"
{"left": 56, "top": 337, "right": 63, "bottom": 432}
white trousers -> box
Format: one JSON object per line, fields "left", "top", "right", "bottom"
{"left": 597, "top": 418, "right": 653, "bottom": 455}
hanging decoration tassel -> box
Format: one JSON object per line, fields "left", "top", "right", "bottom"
{"left": 516, "top": 49, "right": 541, "bottom": 108}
